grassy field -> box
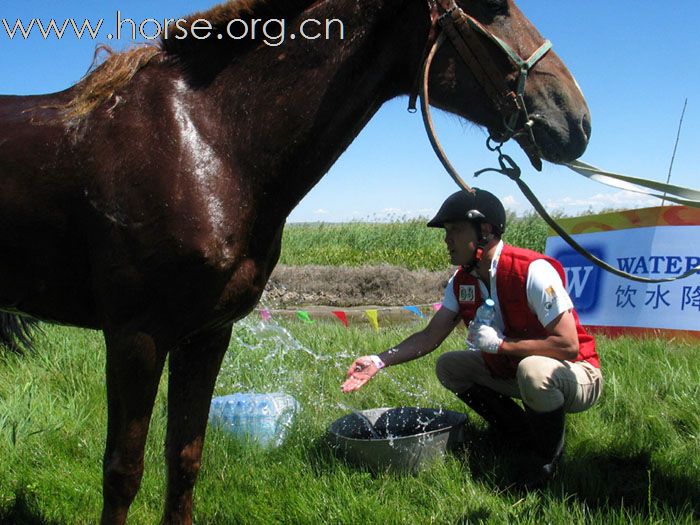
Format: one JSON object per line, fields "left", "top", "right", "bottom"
{"left": 279, "top": 212, "right": 550, "bottom": 271}
{"left": 1, "top": 217, "right": 697, "bottom": 523}
{"left": 1, "top": 321, "right": 698, "bottom": 524}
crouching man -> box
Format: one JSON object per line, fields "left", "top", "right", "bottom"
{"left": 342, "top": 189, "right": 603, "bottom": 487}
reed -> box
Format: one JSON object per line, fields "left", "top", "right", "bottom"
{"left": 280, "top": 213, "right": 549, "bottom": 271}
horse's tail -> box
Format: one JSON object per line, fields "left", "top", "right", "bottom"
{"left": 0, "top": 312, "right": 38, "bottom": 353}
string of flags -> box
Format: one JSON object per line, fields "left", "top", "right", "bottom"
{"left": 258, "top": 303, "right": 442, "bottom": 332}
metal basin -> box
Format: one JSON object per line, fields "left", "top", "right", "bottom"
{"left": 328, "top": 407, "right": 466, "bottom": 474}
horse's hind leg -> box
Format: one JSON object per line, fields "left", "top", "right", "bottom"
{"left": 101, "top": 328, "right": 168, "bottom": 525}
{"left": 162, "top": 326, "right": 232, "bottom": 525}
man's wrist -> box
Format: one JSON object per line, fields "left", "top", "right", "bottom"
{"left": 498, "top": 337, "right": 515, "bottom": 355}
{"left": 497, "top": 338, "right": 505, "bottom": 354}
{"left": 369, "top": 354, "right": 385, "bottom": 369}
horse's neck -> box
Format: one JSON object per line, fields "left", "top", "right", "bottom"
{"left": 206, "top": 0, "right": 428, "bottom": 219}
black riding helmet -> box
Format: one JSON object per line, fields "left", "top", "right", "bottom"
{"left": 427, "top": 188, "right": 506, "bottom": 236}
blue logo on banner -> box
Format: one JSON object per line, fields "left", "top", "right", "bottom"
{"left": 553, "top": 246, "right": 605, "bottom": 314}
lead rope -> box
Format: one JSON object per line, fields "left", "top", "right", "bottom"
{"left": 473, "top": 144, "right": 700, "bottom": 284}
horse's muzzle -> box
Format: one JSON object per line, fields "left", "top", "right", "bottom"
{"left": 530, "top": 109, "right": 591, "bottom": 164}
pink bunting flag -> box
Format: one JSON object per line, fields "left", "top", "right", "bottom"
{"left": 260, "top": 308, "right": 272, "bottom": 322}
{"left": 432, "top": 303, "right": 442, "bottom": 312}
{"left": 332, "top": 310, "right": 349, "bottom": 328}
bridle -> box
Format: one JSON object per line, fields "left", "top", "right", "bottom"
{"left": 411, "top": 0, "right": 700, "bottom": 284}
{"left": 408, "top": 0, "right": 552, "bottom": 182}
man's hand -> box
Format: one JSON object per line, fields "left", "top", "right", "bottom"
{"left": 341, "top": 356, "right": 380, "bottom": 393}
{"left": 468, "top": 322, "right": 504, "bottom": 354}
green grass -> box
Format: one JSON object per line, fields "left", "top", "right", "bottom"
{"left": 1, "top": 322, "right": 698, "bottom": 524}
{"left": 279, "top": 213, "right": 549, "bottom": 271}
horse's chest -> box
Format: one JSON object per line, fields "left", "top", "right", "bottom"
{"left": 209, "top": 224, "right": 283, "bottom": 319}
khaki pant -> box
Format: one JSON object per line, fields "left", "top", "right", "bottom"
{"left": 435, "top": 350, "right": 603, "bottom": 413}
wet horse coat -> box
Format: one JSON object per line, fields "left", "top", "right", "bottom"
{"left": 0, "top": 0, "right": 590, "bottom": 522}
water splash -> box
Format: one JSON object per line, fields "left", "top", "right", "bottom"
{"left": 217, "top": 308, "right": 449, "bottom": 434}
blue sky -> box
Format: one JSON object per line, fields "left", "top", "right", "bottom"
{"left": 1, "top": 1, "right": 698, "bottom": 222}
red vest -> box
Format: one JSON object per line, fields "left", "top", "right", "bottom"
{"left": 453, "top": 244, "right": 600, "bottom": 379}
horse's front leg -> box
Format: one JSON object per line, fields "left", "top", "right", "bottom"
{"left": 162, "top": 325, "right": 232, "bottom": 525}
{"left": 101, "top": 328, "right": 169, "bottom": 525}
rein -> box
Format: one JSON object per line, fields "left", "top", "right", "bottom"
{"left": 411, "top": 0, "right": 700, "bottom": 283}
{"left": 474, "top": 145, "right": 700, "bottom": 284}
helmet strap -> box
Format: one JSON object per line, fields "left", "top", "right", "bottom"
{"left": 465, "top": 221, "right": 497, "bottom": 272}
{"left": 464, "top": 244, "right": 485, "bottom": 273}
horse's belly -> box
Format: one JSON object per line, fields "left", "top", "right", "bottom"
{"left": 0, "top": 260, "right": 99, "bottom": 327}
{"left": 0, "top": 227, "right": 100, "bottom": 326}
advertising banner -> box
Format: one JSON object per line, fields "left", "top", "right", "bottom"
{"left": 544, "top": 206, "right": 700, "bottom": 338}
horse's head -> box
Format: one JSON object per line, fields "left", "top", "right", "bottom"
{"left": 422, "top": 0, "right": 590, "bottom": 168}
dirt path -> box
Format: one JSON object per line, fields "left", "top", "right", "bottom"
{"left": 263, "top": 264, "right": 454, "bottom": 308}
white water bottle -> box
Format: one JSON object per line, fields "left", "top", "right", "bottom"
{"left": 467, "top": 298, "right": 496, "bottom": 350}
{"left": 475, "top": 298, "right": 496, "bottom": 326}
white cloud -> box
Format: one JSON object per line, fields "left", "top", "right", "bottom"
{"left": 314, "top": 208, "right": 329, "bottom": 215}
{"left": 544, "top": 190, "right": 658, "bottom": 213}
{"left": 545, "top": 190, "right": 670, "bottom": 215}
{"left": 371, "top": 207, "right": 438, "bottom": 222}
{"left": 502, "top": 195, "right": 518, "bottom": 208}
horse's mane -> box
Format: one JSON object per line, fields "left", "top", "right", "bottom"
{"left": 61, "top": 44, "right": 161, "bottom": 121}
{"left": 61, "top": 0, "right": 313, "bottom": 121}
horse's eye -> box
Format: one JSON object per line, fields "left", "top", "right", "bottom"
{"left": 484, "top": 0, "right": 508, "bottom": 15}
{"left": 462, "top": 0, "right": 509, "bottom": 19}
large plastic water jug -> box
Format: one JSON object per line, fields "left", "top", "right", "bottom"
{"left": 209, "top": 392, "right": 299, "bottom": 447}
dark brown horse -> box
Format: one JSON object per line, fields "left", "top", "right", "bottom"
{"left": 0, "top": 0, "right": 590, "bottom": 522}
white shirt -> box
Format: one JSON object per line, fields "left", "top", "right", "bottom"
{"left": 442, "top": 241, "right": 573, "bottom": 331}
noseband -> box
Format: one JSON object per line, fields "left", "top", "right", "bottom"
{"left": 409, "top": 0, "right": 552, "bottom": 186}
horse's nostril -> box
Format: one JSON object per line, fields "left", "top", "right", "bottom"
{"left": 580, "top": 112, "right": 592, "bottom": 141}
